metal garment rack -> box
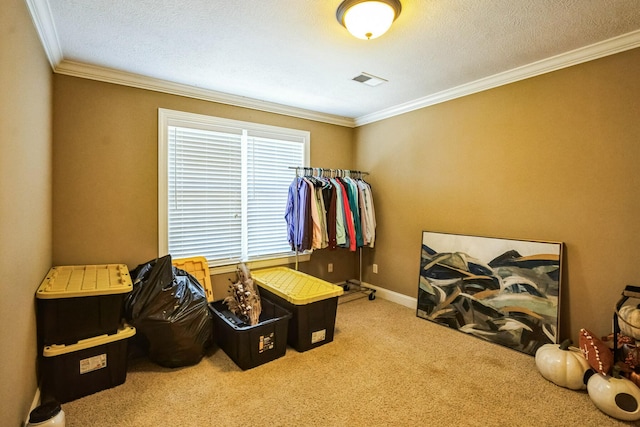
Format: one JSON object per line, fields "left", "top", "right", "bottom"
{"left": 289, "top": 166, "right": 376, "bottom": 301}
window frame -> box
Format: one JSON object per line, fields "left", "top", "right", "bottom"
{"left": 158, "top": 108, "right": 310, "bottom": 274}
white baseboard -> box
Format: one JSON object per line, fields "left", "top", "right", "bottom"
{"left": 25, "top": 387, "right": 41, "bottom": 426}
{"left": 339, "top": 281, "right": 417, "bottom": 309}
{"left": 362, "top": 282, "right": 417, "bottom": 309}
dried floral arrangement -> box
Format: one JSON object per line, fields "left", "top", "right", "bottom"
{"left": 224, "top": 263, "right": 262, "bottom": 325}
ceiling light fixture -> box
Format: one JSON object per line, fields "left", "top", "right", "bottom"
{"left": 336, "top": 0, "right": 402, "bottom": 40}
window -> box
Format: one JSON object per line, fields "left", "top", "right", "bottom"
{"left": 158, "top": 109, "right": 309, "bottom": 273}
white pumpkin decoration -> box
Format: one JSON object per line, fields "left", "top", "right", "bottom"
{"left": 535, "top": 339, "right": 591, "bottom": 390}
{"left": 587, "top": 367, "right": 640, "bottom": 421}
{"left": 618, "top": 305, "right": 640, "bottom": 340}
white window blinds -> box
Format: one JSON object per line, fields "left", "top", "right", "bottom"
{"left": 168, "top": 126, "right": 243, "bottom": 263}
{"left": 247, "top": 132, "right": 305, "bottom": 259}
{"left": 159, "top": 109, "right": 308, "bottom": 269}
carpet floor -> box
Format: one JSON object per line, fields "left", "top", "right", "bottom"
{"left": 61, "top": 295, "right": 635, "bottom": 426}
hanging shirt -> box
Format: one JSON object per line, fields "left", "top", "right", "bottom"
{"left": 343, "top": 177, "right": 364, "bottom": 248}
{"left": 303, "top": 177, "right": 322, "bottom": 250}
{"left": 358, "top": 179, "right": 376, "bottom": 248}
{"left": 330, "top": 178, "right": 347, "bottom": 247}
{"left": 336, "top": 178, "right": 356, "bottom": 251}
{"left": 357, "top": 182, "right": 369, "bottom": 246}
{"left": 314, "top": 184, "right": 329, "bottom": 249}
{"left": 327, "top": 184, "right": 337, "bottom": 249}
{"left": 285, "top": 177, "right": 312, "bottom": 251}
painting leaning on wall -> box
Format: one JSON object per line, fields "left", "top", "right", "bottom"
{"left": 417, "top": 231, "right": 563, "bottom": 356}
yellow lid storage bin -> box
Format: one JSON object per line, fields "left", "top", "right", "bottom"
{"left": 252, "top": 267, "right": 343, "bottom": 352}
{"left": 36, "top": 264, "right": 133, "bottom": 345}
{"left": 251, "top": 267, "right": 343, "bottom": 305}
{"left": 172, "top": 256, "right": 214, "bottom": 303}
{"left": 37, "top": 264, "right": 132, "bottom": 299}
{"left": 42, "top": 324, "right": 136, "bottom": 403}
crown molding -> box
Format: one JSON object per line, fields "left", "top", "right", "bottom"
{"left": 25, "top": 0, "right": 63, "bottom": 68}
{"left": 54, "top": 60, "right": 356, "bottom": 128}
{"left": 354, "top": 29, "right": 640, "bottom": 126}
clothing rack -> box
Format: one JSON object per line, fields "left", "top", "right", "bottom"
{"left": 288, "top": 166, "right": 376, "bottom": 301}
{"left": 288, "top": 166, "right": 369, "bottom": 179}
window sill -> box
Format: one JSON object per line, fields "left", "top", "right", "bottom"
{"left": 209, "top": 253, "right": 311, "bottom": 275}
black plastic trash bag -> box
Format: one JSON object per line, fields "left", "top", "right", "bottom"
{"left": 124, "top": 255, "right": 213, "bottom": 368}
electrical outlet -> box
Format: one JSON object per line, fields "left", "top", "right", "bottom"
{"left": 373, "top": 264, "right": 378, "bottom": 274}
{"left": 328, "top": 263, "right": 333, "bottom": 273}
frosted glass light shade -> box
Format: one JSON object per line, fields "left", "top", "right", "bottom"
{"left": 337, "top": 0, "right": 402, "bottom": 40}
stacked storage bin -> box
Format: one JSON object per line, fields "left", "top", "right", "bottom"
{"left": 36, "top": 264, "right": 135, "bottom": 403}
{"left": 252, "top": 267, "right": 344, "bottom": 352}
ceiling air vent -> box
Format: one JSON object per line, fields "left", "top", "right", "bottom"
{"left": 352, "top": 72, "right": 387, "bottom": 87}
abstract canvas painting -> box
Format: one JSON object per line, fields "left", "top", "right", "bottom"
{"left": 417, "top": 231, "right": 563, "bottom": 356}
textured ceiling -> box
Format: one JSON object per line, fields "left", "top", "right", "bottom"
{"left": 34, "top": 0, "right": 640, "bottom": 122}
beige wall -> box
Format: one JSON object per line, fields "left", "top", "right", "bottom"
{"left": 52, "top": 75, "right": 359, "bottom": 298}
{"left": 354, "top": 48, "right": 640, "bottom": 343}
{"left": 1, "top": 0, "right": 53, "bottom": 424}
